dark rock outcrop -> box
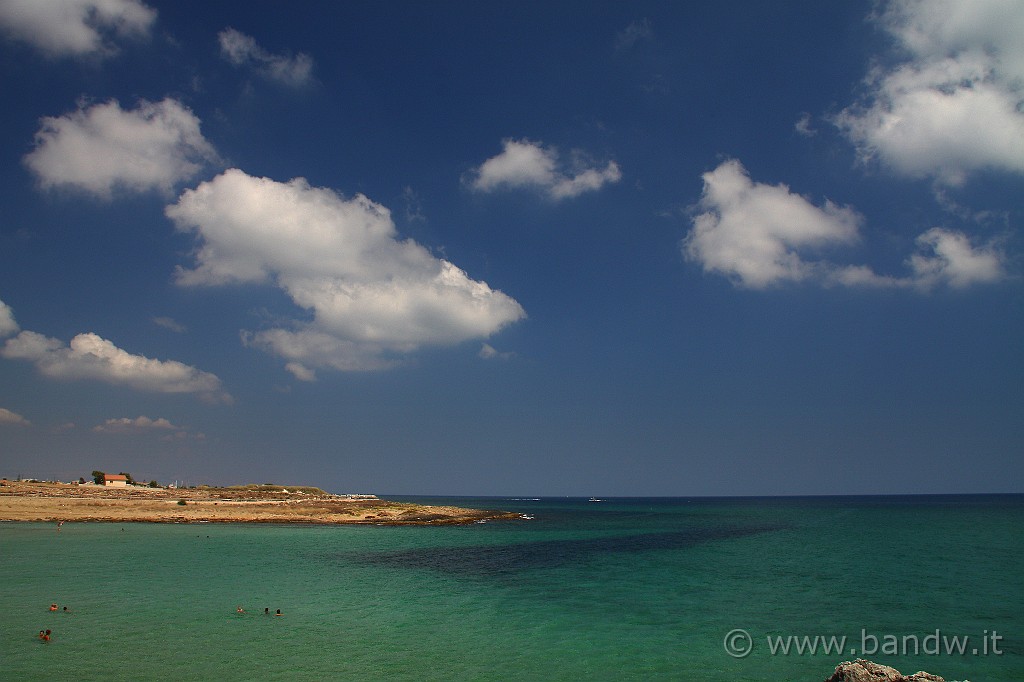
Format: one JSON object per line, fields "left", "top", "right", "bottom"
{"left": 825, "top": 659, "right": 946, "bottom": 682}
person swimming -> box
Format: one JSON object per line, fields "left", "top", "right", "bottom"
{"left": 41, "top": 629, "right": 51, "bottom": 642}
{"left": 236, "top": 606, "right": 245, "bottom": 614}
{"left": 49, "top": 603, "right": 57, "bottom": 612}
{"left": 264, "top": 608, "right": 270, "bottom": 615}
{"left": 275, "top": 609, "right": 283, "bottom": 616}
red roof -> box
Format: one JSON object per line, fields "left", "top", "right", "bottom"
{"left": 104, "top": 474, "right": 128, "bottom": 481}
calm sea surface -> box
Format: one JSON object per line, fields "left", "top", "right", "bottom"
{"left": 1, "top": 495, "right": 1021, "bottom": 681}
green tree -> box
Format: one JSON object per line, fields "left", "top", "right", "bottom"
{"left": 119, "top": 472, "right": 134, "bottom": 485}
{"left": 148, "top": 480, "right": 160, "bottom": 488}
{"left": 91, "top": 470, "right": 104, "bottom": 485}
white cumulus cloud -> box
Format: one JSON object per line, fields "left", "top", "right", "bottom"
{"left": 93, "top": 415, "right": 176, "bottom": 433}
{"left": 0, "top": 0, "right": 156, "bottom": 57}
{"left": 835, "top": 0, "right": 1024, "bottom": 185}
{"left": 218, "top": 27, "right": 313, "bottom": 87}
{"left": 166, "top": 169, "right": 526, "bottom": 375}
{"left": 0, "top": 407, "right": 31, "bottom": 426}
{"left": 93, "top": 415, "right": 204, "bottom": 442}
{"left": 24, "top": 98, "right": 219, "bottom": 199}
{"left": 908, "top": 227, "right": 1005, "bottom": 289}
{"left": 1, "top": 330, "right": 231, "bottom": 403}
{"left": 469, "top": 139, "right": 622, "bottom": 200}
{"left": 0, "top": 297, "right": 19, "bottom": 337}
{"left": 683, "top": 160, "right": 867, "bottom": 288}
{"left": 684, "top": 159, "right": 1006, "bottom": 291}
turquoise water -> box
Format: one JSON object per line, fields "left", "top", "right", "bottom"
{"left": 1, "top": 496, "right": 1021, "bottom": 681}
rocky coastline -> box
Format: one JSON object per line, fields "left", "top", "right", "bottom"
{"left": 825, "top": 659, "right": 959, "bottom": 682}
{"left": 0, "top": 480, "right": 520, "bottom": 525}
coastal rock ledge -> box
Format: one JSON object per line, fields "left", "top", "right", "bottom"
{"left": 0, "top": 480, "right": 519, "bottom": 525}
{"left": 824, "top": 659, "right": 947, "bottom": 682}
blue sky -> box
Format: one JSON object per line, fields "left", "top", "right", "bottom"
{"left": 0, "top": 0, "right": 1021, "bottom": 495}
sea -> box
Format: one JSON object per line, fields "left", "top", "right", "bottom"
{"left": 1, "top": 495, "right": 1021, "bottom": 681}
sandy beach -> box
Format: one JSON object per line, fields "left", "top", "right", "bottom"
{"left": 0, "top": 480, "right": 518, "bottom": 525}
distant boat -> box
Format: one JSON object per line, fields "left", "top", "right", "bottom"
{"left": 588, "top": 497, "right": 603, "bottom": 502}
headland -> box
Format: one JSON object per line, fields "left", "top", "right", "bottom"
{"left": 0, "top": 479, "right": 518, "bottom": 525}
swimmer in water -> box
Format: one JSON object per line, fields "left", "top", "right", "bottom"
{"left": 49, "top": 603, "right": 57, "bottom": 612}
{"left": 275, "top": 609, "right": 283, "bottom": 616}
{"left": 264, "top": 608, "right": 270, "bottom": 615}
{"left": 236, "top": 606, "right": 245, "bottom": 614}
{"left": 42, "top": 629, "right": 51, "bottom": 642}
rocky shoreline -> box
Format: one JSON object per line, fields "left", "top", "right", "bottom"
{"left": 0, "top": 480, "right": 520, "bottom": 525}
{"left": 825, "top": 659, "right": 958, "bottom": 682}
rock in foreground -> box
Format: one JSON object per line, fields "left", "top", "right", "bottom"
{"left": 825, "top": 659, "right": 946, "bottom": 682}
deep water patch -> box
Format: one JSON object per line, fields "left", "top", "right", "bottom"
{"left": 350, "top": 523, "right": 781, "bottom": 577}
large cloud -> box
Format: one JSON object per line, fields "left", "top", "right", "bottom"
{"left": 218, "top": 27, "right": 313, "bottom": 87}
{"left": 684, "top": 160, "right": 1005, "bottom": 290}
{"left": 0, "top": 0, "right": 155, "bottom": 58}
{"left": 166, "top": 169, "right": 526, "bottom": 377}
{"left": 24, "top": 98, "right": 218, "bottom": 199}
{"left": 468, "top": 139, "right": 622, "bottom": 200}
{"left": 835, "top": 0, "right": 1024, "bottom": 185}
{"left": 1, "top": 330, "right": 231, "bottom": 403}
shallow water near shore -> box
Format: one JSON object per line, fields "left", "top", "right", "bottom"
{"left": 2, "top": 495, "right": 1021, "bottom": 681}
